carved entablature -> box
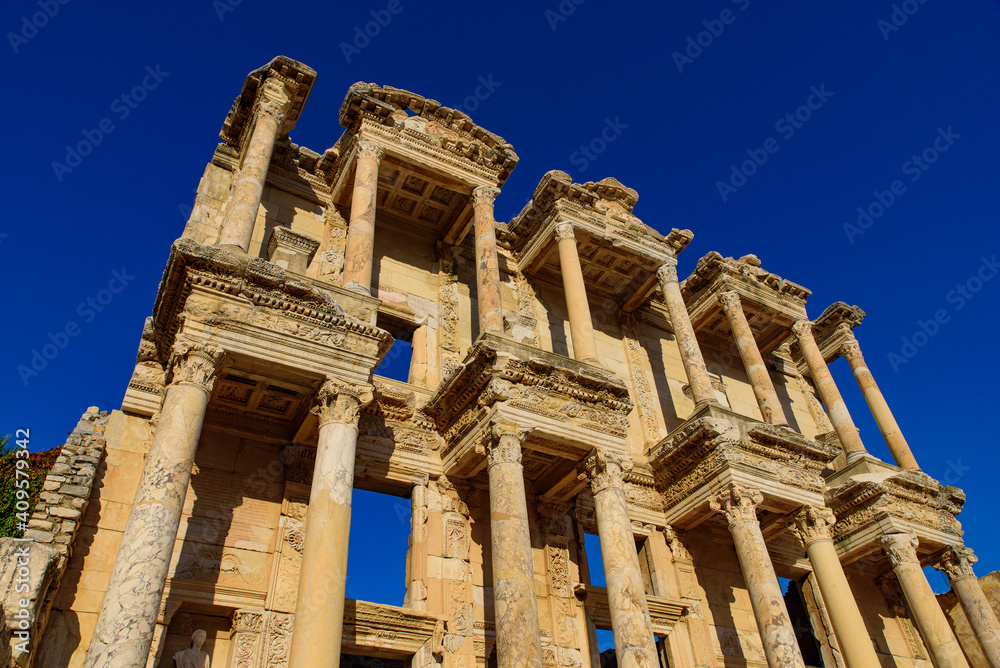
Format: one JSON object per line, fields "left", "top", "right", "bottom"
{"left": 342, "top": 599, "right": 443, "bottom": 656}
{"left": 825, "top": 465, "right": 965, "bottom": 566}
{"left": 787, "top": 302, "right": 866, "bottom": 369}
{"left": 647, "top": 404, "right": 838, "bottom": 530}
{"left": 682, "top": 251, "right": 812, "bottom": 357}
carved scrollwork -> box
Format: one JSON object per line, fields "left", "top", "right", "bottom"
{"left": 485, "top": 422, "right": 528, "bottom": 467}
{"left": 791, "top": 320, "right": 815, "bottom": 341}
{"left": 257, "top": 77, "right": 292, "bottom": 124}
{"left": 554, "top": 222, "right": 575, "bottom": 241}
{"left": 787, "top": 506, "right": 836, "bottom": 546}
{"left": 656, "top": 259, "right": 679, "bottom": 285}
{"left": 169, "top": 340, "right": 225, "bottom": 392}
{"left": 881, "top": 533, "right": 920, "bottom": 568}
{"left": 313, "top": 379, "right": 375, "bottom": 426}
{"left": 581, "top": 449, "right": 633, "bottom": 495}
{"left": 934, "top": 545, "right": 978, "bottom": 581}
{"left": 841, "top": 335, "right": 864, "bottom": 364}
{"left": 356, "top": 139, "right": 384, "bottom": 163}
{"left": 718, "top": 290, "right": 742, "bottom": 312}
{"left": 709, "top": 483, "right": 763, "bottom": 525}
{"left": 471, "top": 185, "right": 500, "bottom": 208}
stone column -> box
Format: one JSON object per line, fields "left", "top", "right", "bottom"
{"left": 841, "top": 333, "right": 919, "bottom": 470}
{"left": 486, "top": 422, "right": 543, "bottom": 668}
{"left": 791, "top": 321, "right": 867, "bottom": 461}
{"left": 710, "top": 484, "right": 805, "bottom": 668}
{"left": 935, "top": 546, "right": 1000, "bottom": 667}
{"left": 341, "top": 140, "right": 384, "bottom": 295}
{"left": 218, "top": 77, "right": 290, "bottom": 253}
{"left": 472, "top": 186, "right": 505, "bottom": 335}
{"left": 287, "top": 379, "right": 374, "bottom": 668}
{"left": 881, "top": 534, "right": 970, "bottom": 668}
{"left": 85, "top": 341, "right": 224, "bottom": 668}
{"left": 657, "top": 259, "right": 717, "bottom": 408}
{"left": 555, "top": 222, "right": 599, "bottom": 364}
{"left": 718, "top": 291, "right": 788, "bottom": 425}
{"left": 582, "top": 451, "right": 657, "bottom": 668}
{"left": 787, "top": 507, "right": 880, "bottom": 668}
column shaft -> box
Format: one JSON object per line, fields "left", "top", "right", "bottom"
{"left": 472, "top": 186, "right": 504, "bottom": 334}
{"left": 585, "top": 452, "right": 657, "bottom": 668}
{"left": 842, "top": 336, "right": 919, "bottom": 470}
{"left": 718, "top": 291, "right": 788, "bottom": 425}
{"left": 288, "top": 382, "right": 372, "bottom": 668}
{"left": 883, "top": 534, "right": 969, "bottom": 668}
{"left": 658, "top": 261, "right": 717, "bottom": 408}
{"left": 487, "top": 424, "right": 543, "bottom": 668}
{"left": 792, "top": 321, "right": 866, "bottom": 460}
{"left": 218, "top": 79, "right": 289, "bottom": 253}
{"left": 936, "top": 546, "right": 1000, "bottom": 668}
{"left": 556, "top": 223, "right": 599, "bottom": 364}
{"left": 86, "top": 343, "right": 223, "bottom": 668}
{"left": 341, "top": 141, "right": 383, "bottom": 295}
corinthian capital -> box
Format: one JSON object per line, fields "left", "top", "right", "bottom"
{"left": 787, "top": 506, "right": 837, "bottom": 545}
{"left": 169, "top": 340, "right": 225, "bottom": 393}
{"left": 313, "top": 379, "right": 374, "bottom": 426}
{"left": 581, "top": 449, "right": 632, "bottom": 495}
{"left": 934, "top": 545, "right": 978, "bottom": 581}
{"left": 881, "top": 533, "right": 920, "bottom": 568}
{"left": 841, "top": 335, "right": 864, "bottom": 364}
{"left": 709, "top": 483, "right": 763, "bottom": 525}
{"left": 257, "top": 77, "right": 292, "bottom": 123}
{"left": 718, "top": 290, "right": 742, "bottom": 312}
{"left": 657, "top": 258, "right": 679, "bottom": 285}
{"left": 554, "top": 222, "right": 576, "bottom": 241}
{"left": 485, "top": 421, "right": 528, "bottom": 467}
{"left": 791, "top": 320, "right": 815, "bottom": 341}
{"left": 471, "top": 186, "right": 500, "bottom": 208}
{"left": 356, "top": 139, "right": 384, "bottom": 163}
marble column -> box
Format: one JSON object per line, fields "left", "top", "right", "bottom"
{"left": 85, "top": 341, "right": 224, "bottom": 668}
{"left": 791, "top": 321, "right": 867, "bottom": 461}
{"left": 935, "top": 546, "right": 1000, "bottom": 668}
{"left": 218, "top": 77, "right": 290, "bottom": 253}
{"left": 788, "top": 507, "right": 880, "bottom": 668}
{"left": 718, "top": 291, "right": 788, "bottom": 426}
{"left": 472, "top": 186, "right": 505, "bottom": 335}
{"left": 583, "top": 451, "right": 657, "bottom": 668}
{"left": 710, "top": 484, "right": 805, "bottom": 668}
{"left": 555, "top": 222, "right": 599, "bottom": 364}
{"left": 341, "top": 140, "right": 384, "bottom": 295}
{"left": 881, "top": 534, "right": 970, "bottom": 668}
{"left": 841, "top": 333, "right": 919, "bottom": 470}
{"left": 486, "top": 422, "right": 543, "bottom": 668}
{"left": 287, "top": 380, "right": 373, "bottom": 668}
{"left": 657, "top": 259, "right": 717, "bottom": 408}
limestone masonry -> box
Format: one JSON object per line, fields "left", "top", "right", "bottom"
{"left": 8, "top": 56, "right": 1000, "bottom": 667}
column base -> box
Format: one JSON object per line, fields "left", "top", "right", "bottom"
{"left": 343, "top": 282, "right": 373, "bottom": 296}
{"left": 846, "top": 450, "right": 869, "bottom": 463}
{"left": 218, "top": 243, "right": 249, "bottom": 256}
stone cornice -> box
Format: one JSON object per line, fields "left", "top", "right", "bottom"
{"left": 219, "top": 56, "right": 316, "bottom": 150}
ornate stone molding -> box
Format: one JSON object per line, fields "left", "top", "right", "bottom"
{"left": 787, "top": 506, "right": 836, "bottom": 546}
{"left": 657, "top": 259, "right": 679, "bottom": 285}
{"left": 356, "top": 139, "right": 384, "bottom": 163}
{"left": 471, "top": 185, "right": 500, "bottom": 207}
{"left": 718, "top": 290, "right": 741, "bottom": 311}
{"left": 554, "top": 222, "right": 575, "bottom": 241}
{"left": 881, "top": 533, "right": 920, "bottom": 568}
{"left": 313, "top": 379, "right": 375, "bottom": 426}
{"left": 709, "top": 483, "right": 763, "bottom": 525}
{"left": 581, "top": 449, "right": 633, "bottom": 495}
{"left": 257, "top": 77, "right": 292, "bottom": 125}
{"left": 485, "top": 422, "right": 528, "bottom": 467}
{"left": 168, "top": 340, "right": 225, "bottom": 392}
{"left": 791, "top": 320, "right": 814, "bottom": 340}
{"left": 934, "top": 545, "right": 977, "bottom": 581}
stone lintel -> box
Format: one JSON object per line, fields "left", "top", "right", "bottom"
{"left": 341, "top": 598, "right": 443, "bottom": 656}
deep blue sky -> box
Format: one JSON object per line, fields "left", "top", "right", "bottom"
{"left": 4, "top": 0, "right": 999, "bottom": 601}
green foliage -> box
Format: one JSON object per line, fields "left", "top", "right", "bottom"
{"left": 0, "top": 437, "right": 61, "bottom": 538}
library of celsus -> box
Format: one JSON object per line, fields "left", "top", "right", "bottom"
{"left": 8, "top": 55, "right": 1000, "bottom": 667}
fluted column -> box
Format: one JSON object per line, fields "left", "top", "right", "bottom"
{"left": 288, "top": 380, "right": 373, "bottom": 668}
{"left": 788, "top": 507, "right": 880, "bottom": 667}
{"left": 841, "top": 333, "right": 919, "bottom": 470}
{"left": 882, "top": 534, "right": 970, "bottom": 668}
{"left": 935, "top": 546, "right": 1000, "bottom": 667}
{"left": 657, "top": 259, "right": 717, "bottom": 408}
{"left": 472, "top": 186, "right": 505, "bottom": 335}
{"left": 555, "top": 222, "right": 599, "bottom": 364}
{"left": 710, "top": 484, "right": 805, "bottom": 668}
{"left": 486, "top": 422, "right": 543, "bottom": 668}
{"left": 791, "top": 321, "right": 867, "bottom": 461}
{"left": 86, "top": 341, "right": 224, "bottom": 668}
{"left": 718, "top": 291, "right": 788, "bottom": 425}
{"left": 218, "top": 78, "right": 291, "bottom": 253}
{"left": 341, "top": 140, "right": 384, "bottom": 295}
{"left": 583, "top": 451, "right": 657, "bottom": 667}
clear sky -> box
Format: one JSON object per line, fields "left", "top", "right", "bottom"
{"left": 3, "top": 0, "right": 998, "bottom": 608}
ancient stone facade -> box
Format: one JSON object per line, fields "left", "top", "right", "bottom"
{"left": 18, "top": 56, "right": 999, "bottom": 667}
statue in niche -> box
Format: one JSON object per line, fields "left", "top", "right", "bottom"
{"left": 173, "top": 629, "right": 210, "bottom": 667}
